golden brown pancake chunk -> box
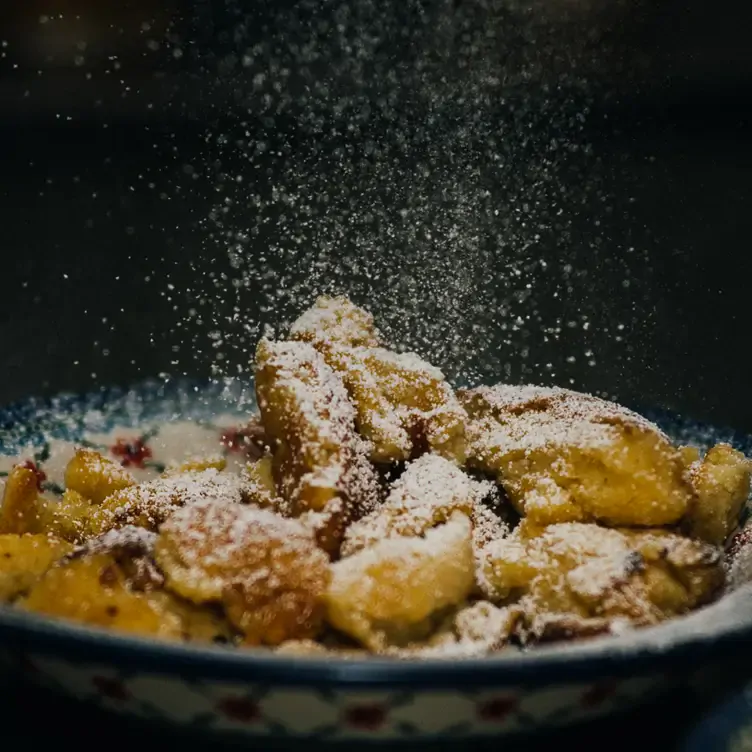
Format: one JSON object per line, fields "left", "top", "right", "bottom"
{"left": 0, "top": 464, "right": 45, "bottom": 535}
{"left": 64, "top": 448, "right": 136, "bottom": 504}
{"left": 449, "top": 601, "right": 521, "bottom": 653}
{"left": 382, "top": 601, "right": 522, "bottom": 659}
{"left": 289, "top": 294, "right": 381, "bottom": 348}
{"left": 0, "top": 464, "right": 99, "bottom": 543}
{"left": 163, "top": 455, "right": 227, "bottom": 476}
{"left": 481, "top": 522, "right": 723, "bottom": 642}
{"left": 341, "top": 453, "right": 477, "bottom": 556}
{"left": 87, "top": 468, "right": 252, "bottom": 536}
{"left": 0, "top": 534, "right": 73, "bottom": 602}
{"left": 340, "top": 453, "right": 511, "bottom": 598}
{"left": 684, "top": 443, "right": 751, "bottom": 545}
{"left": 289, "top": 297, "right": 466, "bottom": 464}
{"left": 65, "top": 525, "right": 165, "bottom": 590}
{"left": 254, "top": 337, "right": 382, "bottom": 554}
{"left": 155, "top": 499, "right": 330, "bottom": 646}
{"left": 329, "top": 347, "right": 468, "bottom": 464}
{"left": 21, "top": 525, "right": 233, "bottom": 643}
{"left": 38, "top": 490, "right": 96, "bottom": 543}
{"left": 460, "top": 384, "right": 693, "bottom": 527}
{"left": 21, "top": 553, "right": 177, "bottom": 637}
{"left": 325, "top": 513, "right": 475, "bottom": 651}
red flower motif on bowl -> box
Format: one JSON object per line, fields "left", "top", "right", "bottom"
{"left": 344, "top": 704, "right": 388, "bottom": 730}
{"left": 110, "top": 438, "right": 153, "bottom": 468}
{"left": 216, "top": 696, "right": 262, "bottom": 724}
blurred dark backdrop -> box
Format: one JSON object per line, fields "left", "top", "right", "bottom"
{"left": 0, "top": 0, "right": 751, "bottom": 432}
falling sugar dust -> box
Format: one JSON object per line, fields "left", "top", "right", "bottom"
{"left": 152, "top": 0, "right": 659, "bottom": 395}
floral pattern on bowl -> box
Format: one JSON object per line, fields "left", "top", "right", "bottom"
{"left": 17, "top": 650, "right": 675, "bottom": 739}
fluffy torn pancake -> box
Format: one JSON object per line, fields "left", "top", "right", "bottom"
{"left": 460, "top": 384, "right": 693, "bottom": 527}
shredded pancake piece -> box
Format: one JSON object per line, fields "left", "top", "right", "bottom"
{"left": 482, "top": 521, "right": 724, "bottom": 642}
{"left": 0, "top": 463, "right": 99, "bottom": 543}
{"left": 289, "top": 297, "right": 467, "bottom": 464}
{"left": 0, "top": 463, "right": 46, "bottom": 536}
{"left": 341, "top": 453, "right": 477, "bottom": 556}
{"left": 38, "top": 490, "right": 97, "bottom": 543}
{"left": 155, "top": 498, "right": 331, "bottom": 646}
{"left": 460, "top": 384, "right": 694, "bottom": 527}
{"left": 65, "top": 448, "right": 136, "bottom": 504}
{"left": 254, "top": 337, "right": 382, "bottom": 554}
{"left": 325, "top": 512, "right": 475, "bottom": 651}
{"left": 0, "top": 533, "right": 73, "bottom": 602}
{"left": 382, "top": 601, "right": 522, "bottom": 659}
{"left": 20, "top": 526, "right": 233, "bottom": 643}
{"left": 64, "top": 525, "right": 164, "bottom": 591}
{"left": 87, "top": 469, "right": 252, "bottom": 536}
{"left": 684, "top": 443, "right": 751, "bottom": 545}
{"left": 289, "top": 294, "right": 381, "bottom": 348}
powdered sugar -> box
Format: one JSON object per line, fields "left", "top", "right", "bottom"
{"left": 342, "top": 454, "right": 477, "bottom": 555}
{"left": 327, "top": 344, "right": 467, "bottom": 463}
{"left": 462, "top": 383, "right": 670, "bottom": 457}
{"left": 390, "top": 453, "right": 472, "bottom": 508}
{"left": 97, "top": 468, "right": 250, "bottom": 530}
{"left": 161, "top": 497, "right": 317, "bottom": 580}
{"left": 68, "top": 525, "right": 158, "bottom": 559}
{"left": 256, "top": 338, "right": 360, "bottom": 453}
{"left": 254, "top": 338, "right": 382, "bottom": 530}
{"left": 289, "top": 295, "right": 381, "bottom": 348}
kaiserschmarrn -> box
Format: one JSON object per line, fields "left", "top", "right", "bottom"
{"left": 0, "top": 296, "right": 749, "bottom": 658}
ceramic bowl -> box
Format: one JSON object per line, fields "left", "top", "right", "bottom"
{"left": 682, "top": 687, "right": 752, "bottom": 752}
{"left": 1, "top": 379, "right": 751, "bottom": 742}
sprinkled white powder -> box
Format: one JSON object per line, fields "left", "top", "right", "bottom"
{"left": 326, "top": 513, "right": 476, "bottom": 650}
{"left": 159, "top": 497, "right": 321, "bottom": 596}
{"left": 289, "top": 295, "right": 381, "bottom": 348}
{"left": 342, "top": 453, "right": 478, "bottom": 555}
{"left": 462, "top": 383, "right": 670, "bottom": 457}
{"left": 255, "top": 338, "right": 382, "bottom": 524}
{"left": 69, "top": 525, "right": 158, "bottom": 559}
{"left": 256, "top": 338, "right": 360, "bottom": 453}
{"left": 97, "top": 468, "right": 251, "bottom": 529}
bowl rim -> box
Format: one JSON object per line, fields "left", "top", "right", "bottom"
{"left": 1, "top": 382, "right": 751, "bottom": 689}
{"left": 2, "top": 585, "right": 752, "bottom": 688}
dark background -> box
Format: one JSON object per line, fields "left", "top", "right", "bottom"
{"left": 1, "top": 0, "right": 751, "bottom": 432}
{"left": 1, "top": 3, "right": 752, "bottom": 747}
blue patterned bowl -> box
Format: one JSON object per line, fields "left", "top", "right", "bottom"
{"left": 682, "top": 688, "right": 752, "bottom": 752}
{"left": 1, "top": 379, "right": 751, "bottom": 741}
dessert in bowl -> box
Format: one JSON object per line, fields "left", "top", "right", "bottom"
{"left": 0, "top": 296, "right": 750, "bottom": 740}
